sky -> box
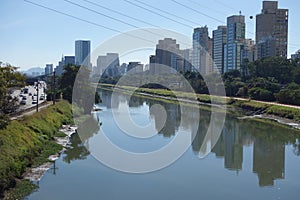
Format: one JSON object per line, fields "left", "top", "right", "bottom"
{"left": 1, "top": 0, "right": 300, "bottom": 71}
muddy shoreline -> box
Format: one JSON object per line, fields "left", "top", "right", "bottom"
{"left": 23, "top": 125, "right": 77, "bottom": 182}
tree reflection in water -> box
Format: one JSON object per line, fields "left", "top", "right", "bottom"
{"left": 63, "top": 116, "right": 100, "bottom": 164}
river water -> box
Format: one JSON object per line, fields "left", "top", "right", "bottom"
{"left": 26, "top": 90, "right": 300, "bottom": 200}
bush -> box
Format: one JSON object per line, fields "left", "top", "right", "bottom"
{"left": 276, "top": 83, "right": 300, "bottom": 106}
{"left": 249, "top": 87, "right": 275, "bottom": 101}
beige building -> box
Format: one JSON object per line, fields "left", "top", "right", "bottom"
{"left": 256, "top": 1, "right": 288, "bottom": 59}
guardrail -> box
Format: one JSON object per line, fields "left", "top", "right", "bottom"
{"left": 9, "top": 101, "right": 49, "bottom": 118}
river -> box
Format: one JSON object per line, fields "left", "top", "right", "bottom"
{"left": 26, "top": 89, "right": 300, "bottom": 200}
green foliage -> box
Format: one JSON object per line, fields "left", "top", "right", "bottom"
{"left": 3, "top": 179, "right": 38, "bottom": 200}
{"left": 266, "top": 105, "right": 300, "bottom": 121}
{"left": 275, "top": 83, "right": 300, "bottom": 106}
{"left": 249, "top": 87, "right": 275, "bottom": 101}
{"left": 246, "top": 57, "right": 294, "bottom": 84}
{"left": 0, "top": 63, "right": 26, "bottom": 129}
{"left": 0, "top": 101, "right": 72, "bottom": 196}
{"left": 60, "top": 64, "right": 100, "bottom": 114}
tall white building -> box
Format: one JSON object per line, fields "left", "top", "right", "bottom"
{"left": 96, "top": 53, "right": 120, "bottom": 77}
{"left": 192, "top": 26, "right": 212, "bottom": 75}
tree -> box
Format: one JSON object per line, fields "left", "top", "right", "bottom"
{"left": 0, "top": 63, "right": 26, "bottom": 129}
{"left": 275, "top": 83, "right": 300, "bottom": 106}
{"left": 60, "top": 64, "right": 101, "bottom": 114}
{"left": 249, "top": 87, "right": 275, "bottom": 101}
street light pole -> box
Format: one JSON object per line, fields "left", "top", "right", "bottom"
{"left": 36, "top": 84, "right": 39, "bottom": 112}
{"left": 53, "top": 71, "right": 56, "bottom": 105}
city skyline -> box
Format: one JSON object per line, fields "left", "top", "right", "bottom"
{"left": 1, "top": 0, "right": 299, "bottom": 70}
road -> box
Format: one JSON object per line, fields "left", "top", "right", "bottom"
{"left": 12, "top": 82, "right": 47, "bottom": 111}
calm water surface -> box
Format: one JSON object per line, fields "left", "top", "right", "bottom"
{"left": 27, "top": 90, "right": 300, "bottom": 200}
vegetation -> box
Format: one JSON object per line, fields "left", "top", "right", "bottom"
{"left": 60, "top": 64, "right": 101, "bottom": 114}
{"left": 223, "top": 57, "right": 300, "bottom": 105}
{"left": 0, "top": 62, "right": 26, "bottom": 129}
{"left": 3, "top": 179, "right": 38, "bottom": 200}
{"left": 0, "top": 101, "right": 72, "bottom": 197}
{"left": 99, "top": 57, "right": 300, "bottom": 107}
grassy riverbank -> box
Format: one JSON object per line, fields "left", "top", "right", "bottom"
{"left": 98, "top": 84, "right": 300, "bottom": 122}
{"left": 0, "top": 101, "right": 73, "bottom": 199}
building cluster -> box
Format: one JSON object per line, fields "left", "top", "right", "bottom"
{"left": 44, "top": 40, "right": 91, "bottom": 76}
{"left": 149, "top": 1, "right": 289, "bottom": 75}
{"left": 44, "top": 1, "right": 293, "bottom": 77}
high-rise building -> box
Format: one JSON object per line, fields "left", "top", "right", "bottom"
{"left": 192, "top": 26, "right": 212, "bottom": 75}
{"left": 242, "top": 39, "right": 256, "bottom": 63}
{"left": 182, "top": 48, "right": 193, "bottom": 73}
{"left": 213, "top": 26, "right": 227, "bottom": 74}
{"left": 127, "top": 62, "right": 144, "bottom": 74}
{"left": 55, "top": 55, "right": 75, "bottom": 76}
{"left": 155, "top": 38, "right": 181, "bottom": 73}
{"left": 75, "top": 40, "right": 91, "bottom": 69}
{"left": 64, "top": 56, "right": 75, "bottom": 66}
{"left": 256, "top": 1, "right": 288, "bottom": 59}
{"left": 224, "top": 15, "right": 245, "bottom": 72}
{"left": 45, "top": 64, "right": 53, "bottom": 75}
{"left": 291, "top": 49, "right": 300, "bottom": 60}
{"left": 149, "top": 55, "right": 156, "bottom": 74}
{"left": 96, "top": 53, "right": 120, "bottom": 77}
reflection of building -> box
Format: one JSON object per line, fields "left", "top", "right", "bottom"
{"left": 128, "top": 96, "right": 144, "bottom": 108}
{"left": 99, "top": 90, "right": 120, "bottom": 109}
{"left": 224, "top": 122, "right": 243, "bottom": 171}
{"left": 253, "top": 138, "right": 285, "bottom": 187}
{"left": 149, "top": 100, "right": 180, "bottom": 137}
{"left": 256, "top": 1, "right": 288, "bottom": 59}
{"left": 211, "top": 120, "right": 243, "bottom": 171}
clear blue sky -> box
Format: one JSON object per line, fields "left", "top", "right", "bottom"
{"left": 1, "top": 0, "right": 299, "bottom": 70}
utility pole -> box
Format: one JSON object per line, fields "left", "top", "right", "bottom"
{"left": 36, "top": 81, "right": 39, "bottom": 113}
{"left": 53, "top": 71, "right": 56, "bottom": 105}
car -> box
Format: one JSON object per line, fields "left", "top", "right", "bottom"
{"left": 22, "top": 96, "right": 27, "bottom": 100}
{"left": 23, "top": 88, "right": 29, "bottom": 94}
{"left": 20, "top": 99, "right": 26, "bottom": 105}
{"left": 32, "top": 100, "right": 37, "bottom": 104}
{"left": 29, "top": 92, "right": 32, "bottom": 96}
{"left": 39, "top": 96, "right": 44, "bottom": 100}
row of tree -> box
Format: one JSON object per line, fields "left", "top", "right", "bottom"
{"left": 0, "top": 63, "right": 26, "bottom": 129}
{"left": 221, "top": 57, "right": 300, "bottom": 105}
{"left": 98, "top": 57, "right": 300, "bottom": 106}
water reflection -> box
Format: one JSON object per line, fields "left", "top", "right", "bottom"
{"left": 98, "top": 89, "right": 300, "bottom": 187}
{"left": 63, "top": 133, "right": 90, "bottom": 164}
{"left": 64, "top": 116, "right": 100, "bottom": 164}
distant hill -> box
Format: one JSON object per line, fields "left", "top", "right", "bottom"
{"left": 20, "top": 67, "right": 45, "bottom": 77}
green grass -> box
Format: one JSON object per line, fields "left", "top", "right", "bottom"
{"left": 266, "top": 105, "right": 300, "bottom": 121}
{"left": 99, "top": 83, "right": 300, "bottom": 122}
{"left": 0, "top": 100, "right": 73, "bottom": 197}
